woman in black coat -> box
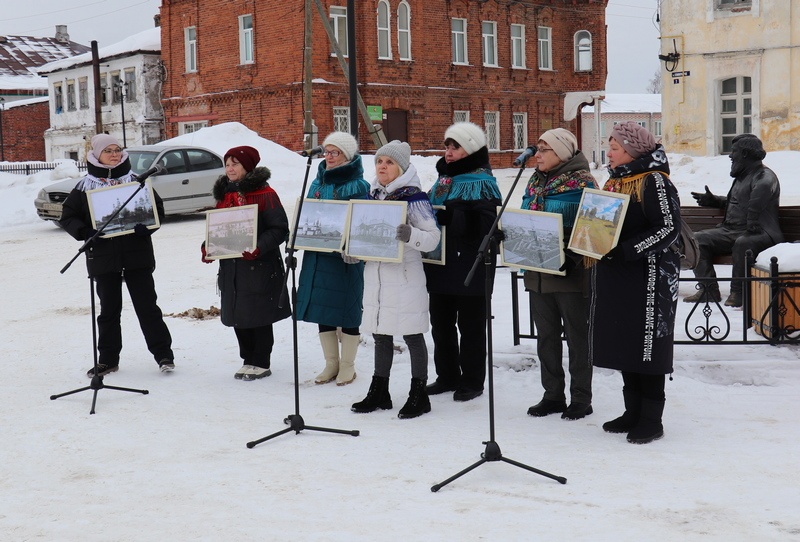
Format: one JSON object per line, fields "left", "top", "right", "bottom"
{"left": 589, "top": 122, "right": 681, "bottom": 444}
{"left": 203, "top": 146, "right": 291, "bottom": 380}
{"left": 60, "top": 134, "right": 174, "bottom": 378}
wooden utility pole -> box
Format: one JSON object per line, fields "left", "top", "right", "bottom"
{"left": 303, "top": 0, "right": 314, "bottom": 150}
{"left": 312, "top": 0, "right": 386, "bottom": 148}
{"left": 91, "top": 41, "right": 103, "bottom": 134}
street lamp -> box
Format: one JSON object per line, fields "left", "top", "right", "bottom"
{"left": 115, "top": 81, "right": 127, "bottom": 147}
{"left": 0, "top": 97, "right": 5, "bottom": 162}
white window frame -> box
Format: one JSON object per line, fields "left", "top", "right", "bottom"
{"left": 377, "top": 1, "right": 391, "bottom": 60}
{"left": 185, "top": 27, "right": 197, "bottom": 73}
{"left": 538, "top": 26, "right": 552, "bottom": 70}
{"left": 333, "top": 106, "right": 350, "bottom": 133}
{"left": 719, "top": 76, "right": 752, "bottom": 153}
{"left": 330, "top": 6, "right": 348, "bottom": 57}
{"left": 512, "top": 112, "right": 527, "bottom": 151}
{"left": 78, "top": 77, "right": 88, "bottom": 110}
{"left": 511, "top": 24, "right": 526, "bottom": 69}
{"left": 482, "top": 21, "right": 498, "bottom": 67}
{"left": 484, "top": 111, "right": 499, "bottom": 151}
{"left": 397, "top": 1, "right": 411, "bottom": 61}
{"left": 54, "top": 83, "right": 63, "bottom": 113}
{"left": 110, "top": 72, "right": 122, "bottom": 104}
{"left": 239, "top": 15, "right": 254, "bottom": 64}
{"left": 574, "top": 30, "right": 592, "bottom": 72}
{"left": 451, "top": 18, "right": 468, "bottom": 65}
{"left": 179, "top": 121, "right": 208, "bottom": 135}
{"left": 653, "top": 120, "right": 663, "bottom": 138}
{"left": 66, "top": 80, "right": 76, "bottom": 111}
{"left": 99, "top": 73, "right": 108, "bottom": 106}
{"left": 124, "top": 69, "right": 136, "bottom": 102}
{"left": 453, "top": 110, "right": 470, "bottom": 124}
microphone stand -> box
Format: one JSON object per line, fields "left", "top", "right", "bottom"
{"left": 51, "top": 177, "right": 153, "bottom": 414}
{"left": 431, "top": 158, "right": 566, "bottom": 491}
{"left": 247, "top": 153, "right": 359, "bottom": 448}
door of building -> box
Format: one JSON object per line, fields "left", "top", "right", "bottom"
{"left": 383, "top": 109, "right": 408, "bottom": 143}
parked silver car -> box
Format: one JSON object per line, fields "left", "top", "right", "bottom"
{"left": 34, "top": 145, "right": 225, "bottom": 221}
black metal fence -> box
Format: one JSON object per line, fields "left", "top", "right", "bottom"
{"left": 510, "top": 256, "right": 800, "bottom": 347}
{"left": 0, "top": 162, "right": 87, "bottom": 176}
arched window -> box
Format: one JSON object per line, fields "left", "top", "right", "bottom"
{"left": 574, "top": 30, "right": 592, "bottom": 71}
{"left": 398, "top": 1, "right": 411, "bottom": 60}
{"left": 377, "top": 0, "right": 391, "bottom": 59}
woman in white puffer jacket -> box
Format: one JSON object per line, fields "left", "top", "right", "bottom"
{"left": 352, "top": 140, "right": 441, "bottom": 419}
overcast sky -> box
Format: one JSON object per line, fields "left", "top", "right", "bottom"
{"left": 0, "top": 0, "right": 660, "bottom": 93}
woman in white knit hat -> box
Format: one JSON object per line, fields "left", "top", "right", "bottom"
{"left": 424, "top": 122, "right": 502, "bottom": 402}
{"left": 59, "top": 133, "right": 174, "bottom": 378}
{"left": 521, "top": 128, "right": 596, "bottom": 421}
{"left": 350, "top": 140, "right": 441, "bottom": 419}
{"left": 296, "top": 131, "right": 370, "bottom": 386}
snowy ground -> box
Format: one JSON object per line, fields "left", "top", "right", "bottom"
{"left": 2, "top": 124, "right": 799, "bottom": 540}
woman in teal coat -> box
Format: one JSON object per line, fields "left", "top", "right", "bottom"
{"left": 295, "top": 132, "right": 370, "bottom": 386}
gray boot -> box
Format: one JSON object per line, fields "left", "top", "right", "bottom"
{"left": 314, "top": 331, "right": 339, "bottom": 384}
{"left": 336, "top": 333, "right": 360, "bottom": 386}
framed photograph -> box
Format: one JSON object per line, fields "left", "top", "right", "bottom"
{"left": 499, "top": 208, "right": 565, "bottom": 275}
{"left": 568, "top": 188, "right": 630, "bottom": 259}
{"left": 290, "top": 198, "right": 351, "bottom": 253}
{"left": 345, "top": 200, "right": 407, "bottom": 263}
{"left": 421, "top": 205, "right": 446, "bottom": 265}
{"left": 86, "top": 180, "right": 159, "bottom": 238}
{"left": 204, "top": 204, "right": 258, "bottom": 260}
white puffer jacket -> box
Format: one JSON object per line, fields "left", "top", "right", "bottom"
{"left": 361, "top": 165, "right": 441, "bottom": 336}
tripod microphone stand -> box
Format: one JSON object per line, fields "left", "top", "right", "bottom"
{"left": 50, "top": 173, "right": 162, "bottom": 414}
{"left": 431, "top": 153, "right": 566, "bottom": 491}
{"left": 247, "top": 153, "right": 359, "bottom": 448}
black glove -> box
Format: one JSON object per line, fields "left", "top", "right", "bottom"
{"left": 435, "top": 208, "right": 453, "bottom": 226}
{"left": 396, "top": 224, "right": 412, "bottom": 243}
{"left": 82, "top": 228, "right": 102, "bottom": 242}
{"left": 691, "top": 185, "right": 720, "bottom": 208}
{"left": 602, "top": 244, "right": 624, "bottom": 262}
{"left": 493, "top": 229, "right": 506, "bottom": 243}
{"left": 134, "top": 223, "right": 153, "bottom": 236}
{"left": 284, "top": 254, "right": 297, "bottom": 270}
{"left": 746, "top": 223, "right": 763, "bottom": 235}
{"left": 558, "top": 249, "right": 578, "bottom": 272}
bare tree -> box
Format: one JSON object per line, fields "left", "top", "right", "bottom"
{"left": 646, "top": 69, "right": 662, "bottom": 94}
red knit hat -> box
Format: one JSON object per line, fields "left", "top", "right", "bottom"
{"left": 224, "top": 146, "right": 261, "bottom": 172}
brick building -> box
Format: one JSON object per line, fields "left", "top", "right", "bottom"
{"left": 160, "top": 0, "right": 608, "bottom": 167}
{"left": 0, "top": 98, "right": 50, "bottom": 162}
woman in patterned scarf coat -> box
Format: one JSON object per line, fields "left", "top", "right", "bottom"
{"left": 589, "top": 121, "right": 680, "bottom": 445}
{"left": 521, "top": 128, "right": 596, "bottom": 421}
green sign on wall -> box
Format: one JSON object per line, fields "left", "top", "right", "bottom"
{"left": 367, "top": 105, "right": 383, "bottom": 121}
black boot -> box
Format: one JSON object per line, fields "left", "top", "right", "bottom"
{"left": 398, "top": 378, "right": 431, "bottom": 419}
{"left": 602, "top": 386, "right": 641, "bottom": 433}
{"left": 627, "top": 398, "right": 665, "bottom": 444}
{"left": 351, "top": 376, "right": 392, "bottom": 413}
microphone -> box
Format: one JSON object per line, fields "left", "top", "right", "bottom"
{"left": 300, "top": 146, "right": 325, "bottom": 158}
{"left": 513, "top": 146, "right": 537, "bottom": 167}
{"left": 136, "top": 164, "right": 167, "bottom": 184}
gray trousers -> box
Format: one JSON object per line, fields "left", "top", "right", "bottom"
{"left": 693, "top": 227, "right": 774, "bottom": 294}
{"left": 373, "top": 333, "right": 428, "bottom": 381}
{"left": 530, "top": 290, "right": 592, "bottom": 404}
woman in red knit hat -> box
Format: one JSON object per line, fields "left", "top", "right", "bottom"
{"left": 202, "top": 145, "right": 291, "bottom": 380}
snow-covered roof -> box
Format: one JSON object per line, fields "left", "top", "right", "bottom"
{"left": 583, "top": 93, "right": 661, "bottom": 114}
{"left": 36, "top": 26, "right": 160, "bottom": 75}
{"left": 0, "top": 34, "right": 90, "bottom": 78}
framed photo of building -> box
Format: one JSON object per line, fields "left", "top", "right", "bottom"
{"left": 499, "top": 208, "right": 565, "bottom": 275}
{"left": 345, "top": 200, "right": 407, "bottom": 263}
{"left": 568, "top": 188, "right": 630, "bottom": 259}
{"left": 204, "top": 204, "right": 259, "bottom": 260}
{"left": 421, "top": 205, "right": 446, "bottom": 265}
{"left": 290, "top": 198, "right": 351, "bottom": 253}
{"left": 86, "top": 180, "right": 159, "bottom": 238}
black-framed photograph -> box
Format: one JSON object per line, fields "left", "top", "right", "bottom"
{"left": 421, "top": 204, "right": 446, "bottom": 265}
{"left": 568, "top": 188, "right": 630, "bottom": 259}
{"left": 499, "top": 208, "right": 565, "bottom": 275}
{"left": 86, "top": 180, "right": 159, "bottom": 238}
{"left": 204, "top": 204, "right": 259, "bottom": 260}
{"left": 290, "top": 198, "right": 350, "bottom": 253}
{"left": 345, "top": 200, "right": 407, "bottom": 263}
